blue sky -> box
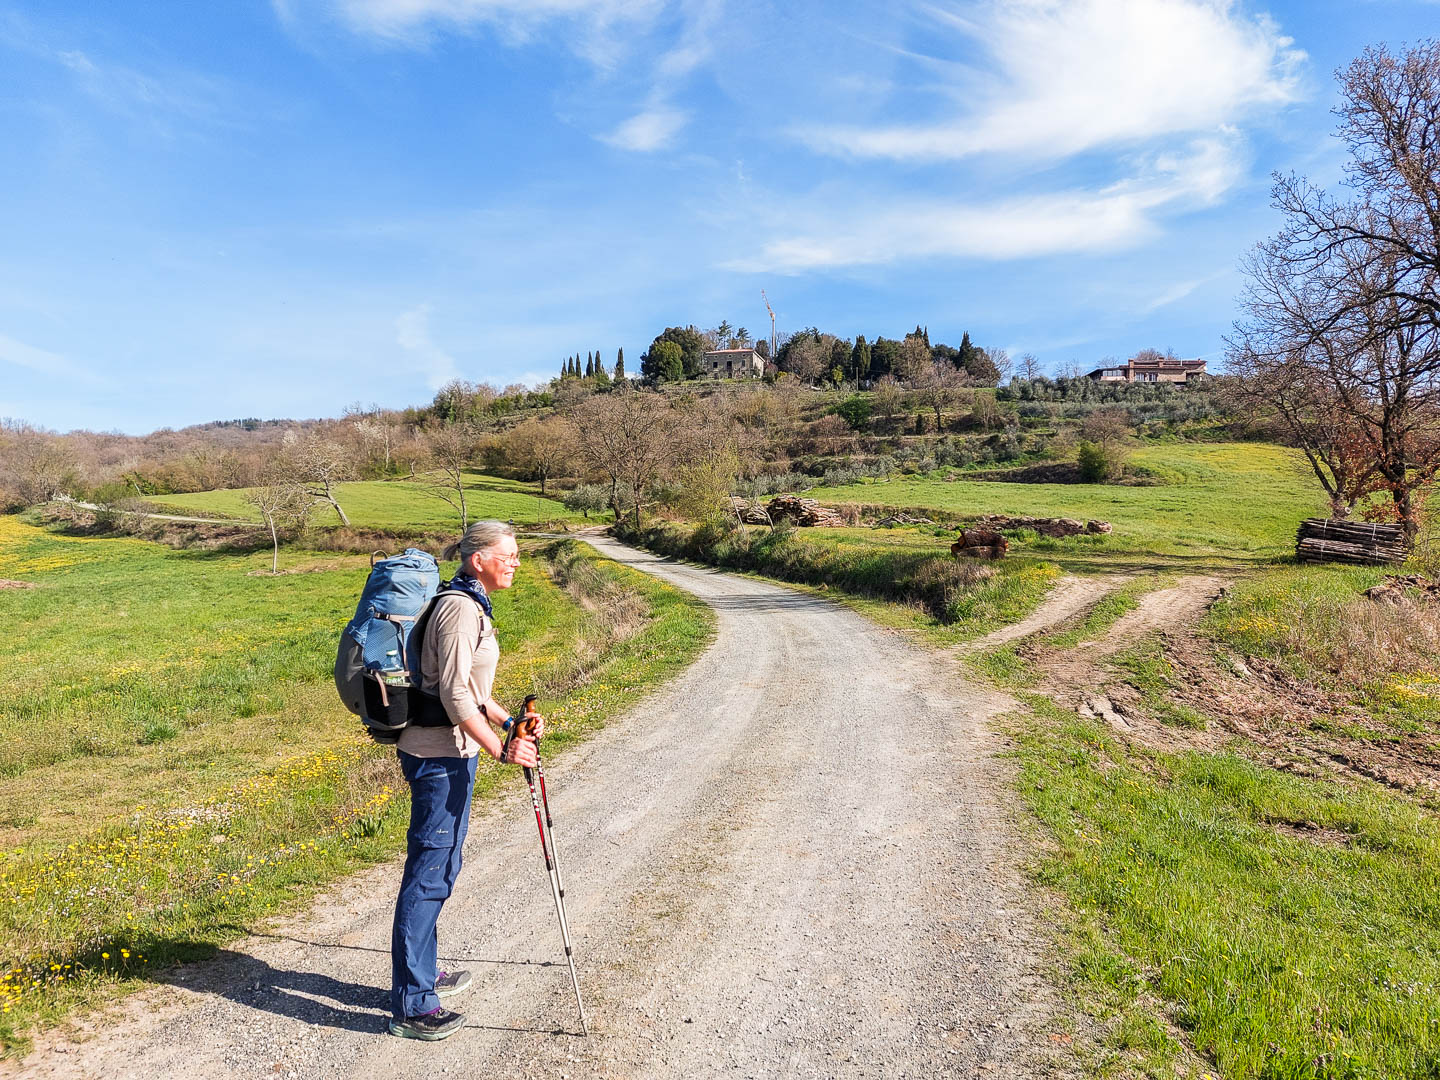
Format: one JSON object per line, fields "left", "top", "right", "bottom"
{"left": 0, "top": 0, "right": 1434, "bottom": 433}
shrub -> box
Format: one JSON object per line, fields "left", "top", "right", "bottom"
{"left": 834, "top": 396, "right": 873, "bottom": 431}
{"left": 1077, "top": 439, "right": 1128, "bottom": 482}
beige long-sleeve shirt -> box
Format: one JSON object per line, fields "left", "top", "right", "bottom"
{"left": 397, "top": 592, "right": 499, "bottom": 759}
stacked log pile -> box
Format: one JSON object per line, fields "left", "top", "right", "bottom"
{"left": 975, "top": 515, "right": 1112, "bottom": 537}
{"left": 1295, "top": 518, "right": 1410, "bottom": 566}
{"left": 766, "top": 494, "right": 847, "bottom": 527}
{"left": 728, "top": 497, "right": 771, "bottom": 525}
{"left": 952, "top": 528, "right": 1008, "bottom": 560}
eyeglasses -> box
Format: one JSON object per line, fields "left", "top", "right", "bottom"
{"left": 483, "top": 551, "right": 522, "bottom": 565}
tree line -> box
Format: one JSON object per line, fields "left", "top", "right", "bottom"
{"left": 636, "top": 322, "right": 1014, "bottom": 388}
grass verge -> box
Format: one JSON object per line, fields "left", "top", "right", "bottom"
{"left": 1009, "top": 693, "right": 1440, "bottom": 1079}
{"left": 0, "top": 517, "right": 711, "bottom": 1055}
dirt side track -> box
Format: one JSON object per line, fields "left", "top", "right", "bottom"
{"left": 10, "top": 538, "right": 1079, "bottom": 1080}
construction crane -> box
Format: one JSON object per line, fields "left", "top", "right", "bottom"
{"left": 761, "top": 289, "right": 776, "bottom": 362}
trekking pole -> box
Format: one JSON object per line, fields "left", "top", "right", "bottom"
{"left": 505, "top": 695, "right": 588, "bottom": 1035}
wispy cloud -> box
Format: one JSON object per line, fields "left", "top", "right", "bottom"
{"left": 395, "top": 304, "right": 459, "bottom": 388}
{"left": 281, "top": 0, "right": 722, "bottom": 151}
{"left": 796, "top": 0, "right": 1304, "bottom": 162}
{"left": 600, "top": 106, "right": 689, "bottom": 151}
{"left": 0, "top": 332, "right": 96, "bottom": 383}
{"left": 0, "top": 11, "right": 241, "bottom": 138}
{"left": 745, "top": 134, "right": 1244, "bottom": 270}
{"left": 290, "top": 0, "right": 665, "bottom": 59}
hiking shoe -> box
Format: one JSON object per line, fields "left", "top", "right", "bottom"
{"left": 388, "top": 1007, "right": 464, "bottom": 1041}
{"left": 435, "top": 969, "right": 473, "bottom": 999}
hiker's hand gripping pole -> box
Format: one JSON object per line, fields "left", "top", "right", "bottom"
{"left": 504, "top": 695, "right": 588, "bottom": 1035}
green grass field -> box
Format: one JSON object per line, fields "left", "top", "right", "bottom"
{"left": 143, "top": 471, "right": 581, "bottom": 529}
{"left": 812, "top": 442, "right": 1326, "bottom": 568}
{"left": 1014, "top": 696, "right": 1440, "bottom": 1079}
{"left": 0, "top": 514, "right": 710, "bottom": 1053}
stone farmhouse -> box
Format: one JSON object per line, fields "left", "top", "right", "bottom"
{"left": 703, "top": 348, "right": 766, "bottom": 379}
{"left": 1085, "top": 357, "right": 1207, "bottom": 383}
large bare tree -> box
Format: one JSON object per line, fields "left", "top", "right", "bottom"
{"left": 0, "top": 421, "right": 75, "bottom": 507}
{"left": 566, "top": 388, "right": 681, "bottom": 528}
{"left": 505, "top": 416, "right": 574, "bottom": 496}
{"left": 1229, "top": 40, "right": 1440, "bottom": 536}
{"left": 284, "top": 431, "right": 355, "bottom": 526}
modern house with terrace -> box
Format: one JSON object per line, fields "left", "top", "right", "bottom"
{"left": 1085, "top": 357, "right": 1207, "bottom": 383}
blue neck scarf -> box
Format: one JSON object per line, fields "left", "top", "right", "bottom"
{"left": 441, "top": 572, "right": 494, "bottom": 621}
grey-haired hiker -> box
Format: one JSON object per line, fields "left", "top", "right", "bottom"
{"left": 389, "top": 521, "right": 541, "bottom": 1041}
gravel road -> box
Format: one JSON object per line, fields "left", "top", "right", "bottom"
{"left": 11, "top": 538, "right": 1081, "bottom": 1080}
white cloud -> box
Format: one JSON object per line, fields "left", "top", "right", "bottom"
{"left": 317, "top": 0, "right": 664, "bottom": 50}
{"left": 745, "top": 134, "right": 1243, "bottom": 270}
{"left": 0, "top": 333, "right": 75, "bottom": 376}
{"left": 395, "top": 305, "right": 459, "bottom": 388}
{"left": 600, "top": 106, "right": 689, "bottom": 151}
{"left": 796, "top": 0, "right": 1305, "bottom": 162}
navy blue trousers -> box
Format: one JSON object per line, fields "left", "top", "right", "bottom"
{"left": 390, "top": 750, "right": 478, "bottom": 1020}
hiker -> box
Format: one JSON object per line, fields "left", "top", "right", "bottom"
{"left": 389, "top": 520, "right": 541, "bottom": 1041}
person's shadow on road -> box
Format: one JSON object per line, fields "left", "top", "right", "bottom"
{"left": 160, "top": 949, "right": 385, "bottom": 1034}
{"left": 151, "top": 942, "right": 569, "bottom": 1035}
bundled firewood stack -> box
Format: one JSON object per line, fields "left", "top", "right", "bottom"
{"left": 1295, "top": 518, "right": 1411, "bottom": 566}
{"left": 951, "top": 527, "right": 1008, "bottom": 560}
{"left": 728, "top": 497, "right": 772, "bottom": 525}
{"left": 766, "top": 494, "right": 847, "bottom": 527}
{"left": 975, "top": 515, "right": 1111, "bottom": 537}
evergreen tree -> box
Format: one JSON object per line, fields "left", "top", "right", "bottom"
{"left": 958, "top": 332, "right": 976, "bottom": 371}
{"left": 586, "top": 354, "right": 594, "bottom": 378}
{"left": 615, "top": 348, "right": 626, "bottom": 381}
{"left": 594, "top": 354, "right": 610, "bottom": 386}
{"left": 851, "top": 334, "right": 872, "bottom": 381}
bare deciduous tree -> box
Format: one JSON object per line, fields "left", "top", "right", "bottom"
{"left": 415, "top": 423, "right": 481, "bottom": 529}
{"left": 912, "top": 361, "right": 968, "bottom": 433}
{"left": 505, "top": 416, "right": 574, "bottom": 495}
{"left": 246, "top": 465, "right": 310, "bottom": 573}
{"left": 1017, "top": 352, "right": 1044, "bottom": 381}
{"left": 284, "top": 431, "right": 355, "bottom": 526}
{"left": 1229, "top": 40, "right": 1440, "bottom": 536}
{"left": 566, "top": 388, "right": 681, "bottom": 528}
{"left": 0, "top": 421, "right": 75, "bottom": 507}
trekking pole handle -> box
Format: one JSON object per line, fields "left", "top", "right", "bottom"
{"left": 519, "top": 694, "right": 540, "bottom": 738}
{"left": 500, "top": 694, "right": 541, "bottom": 763}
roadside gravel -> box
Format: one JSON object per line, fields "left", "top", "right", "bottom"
{"left": 8, "top": 537, "right": 1083, "bottom": 1079}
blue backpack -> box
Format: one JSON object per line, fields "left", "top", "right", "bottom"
{"left": 334, "top": 549, "right": 441, "bottom": 743}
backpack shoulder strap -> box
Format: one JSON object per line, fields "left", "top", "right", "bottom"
{"left": 407, "top": 592, "right": 491, "bottom": 679}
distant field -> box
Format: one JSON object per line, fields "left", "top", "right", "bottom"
{"left": 143, "top": 471, "right": 579, "bottom": 529}
{"left": 812, "top": 442, "right": 1325, "bottom": 567}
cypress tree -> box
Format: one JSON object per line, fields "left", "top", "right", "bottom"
{"left": 585, "top": 354, "right": 594, "bottom": 378}
{"left": 851, "top": 334, "right": 871, "bottom": 381}
{"left": 615, "top": 348, "right": 625, "bottom": 381}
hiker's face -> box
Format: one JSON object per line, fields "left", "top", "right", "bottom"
{"left": 472, "top": 536, "right": 520, "bottom": 592}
